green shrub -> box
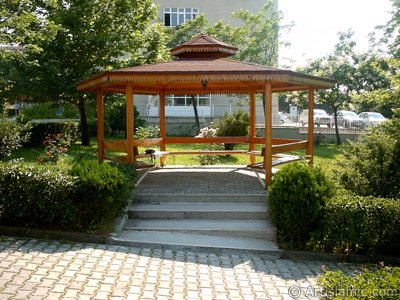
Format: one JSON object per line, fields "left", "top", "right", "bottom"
{"left": 0, "top": 114, "right": 31, "bottom": 159}
{"left": 268, "top": 162, "right": 334, "bottom": 249}
{"left": 26, "top": 122, "right": 80, "bottom": 147}
{"left": 107, "top": 160, "right": 136, "bottom": 188}
{"left": 19, "top": 103, "right": 79, "bottom": 120}
{"left": 135, "top": 125, "right": 160, "bottom": 140}
{"left": 70, "top": 160, "right": 131, "bottom": 230}
{"left": 0, "top": 162, "right": 76, "bottom": 228}
{"left": 215, "top": 110, "right": 249, "bottom": 150}
{"left": 338, "top": 110, "right": 400, "bottom": 199}
{"left": 338, "top": 134, "right": 400, "bottom": 199}
{"left": 0, "top": 160, "right": 132, "bottom": 232}
{"left": 314, "top": 193, "right": 400, "bottom": 255}
{"left": 105, "top": 97, "right": 145, "bottom": 135}
{"left": 319, "top": 266, "right": 400, "bottom": 299}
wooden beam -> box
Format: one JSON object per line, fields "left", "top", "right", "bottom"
{"left": 272, "top": 140, "right": 308, "bottom": 154}
{"left": 133, "top": 138, "right": 163, "bottom": 147}
{"left": 104, "top": 140, "right": 127, "bottom": 152}
{"left": 126, "top": 84, "right": 135, "bottom": 163}
{"left": 164, "top": 136, "right": 250, "bottom": 144}
{"left": 96, "top": 89, "right": 105, "bottom": 161}
{"left": 249, "top": 92, "right": 256, "bottom": 164}
{"left": 264, "top": 81, "right": 272, "bottom": 187}
{"left": 159, "top": 92, "right": 167, "bottom": 166}
{"left": 168, "top": 150, "right": 247, "bottom": 155}
{"left": 306, "top": 89, "right": 314, "bottom": 164}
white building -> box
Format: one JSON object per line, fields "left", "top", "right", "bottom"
{"left": 135, "top": 0, "right": 279, "bottom": 125}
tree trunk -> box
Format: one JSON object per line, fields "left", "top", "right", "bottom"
{"left": 77, "top": 98, "right": 90, "bottom": 146}
{"left": 332, "top": 106, "right": 341, "bottom": 145}
{"left": 192, "top": 95, "right": 200, "bottom": 133}
{"left": 262, "top": 94, "right": 265, "bottom": 116}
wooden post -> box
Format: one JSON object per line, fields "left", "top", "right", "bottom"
{"left": 306, "top": 89, "right": 314, "bottom": 164}
{"left": 126, "top": 84, "right": 135, "bottom": 163}
{"left": 249, "top": 92, "right": 256, "bottom": 164}
{"left": 159, "top": 92, "right": 166, "bottom": 166}
{"left": 96, "top": 89, "right": 105, "bottom": 161}
{"left": 264, "top": 82, "right": 272, "bottom": 187}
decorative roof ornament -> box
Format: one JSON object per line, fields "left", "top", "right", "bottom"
{"left": 170, "top": 34, "right": 238, "bottom": 58}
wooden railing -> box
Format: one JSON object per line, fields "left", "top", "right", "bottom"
{"left": 103, "top": 137, "right": 308, "bottom": 162}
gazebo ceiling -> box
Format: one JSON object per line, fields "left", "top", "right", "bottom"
{"left": 77, "top": 34, "right": 335, "bottom": 94}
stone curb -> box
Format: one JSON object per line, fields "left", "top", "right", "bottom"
{"left": 1, "top": 225, "right": 399, "bottom": 265}
{"left": 280, "top": 249, "right": 400, "bottom": 265}
{"left": 0, "top": 226, "right": 107, "bottom": 244}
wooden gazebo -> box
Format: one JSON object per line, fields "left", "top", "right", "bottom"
{"left": 77, "top": 34, "right": 335, "bottom": 187}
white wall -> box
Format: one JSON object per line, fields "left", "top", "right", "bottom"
{"left": 153, "top": 0, "right": 276, "bottom": 26}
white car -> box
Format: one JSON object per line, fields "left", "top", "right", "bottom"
{"left": 335, "top": 110, "right": 365, "bottom": 128}
{"left": 299, "top": 109, "right": 333, "bottom": 127}
{"left": 358, "top": 112, "right": 388, "bottom": 128}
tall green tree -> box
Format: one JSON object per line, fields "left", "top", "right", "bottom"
{"left": 301, "top": 31, "right": 391, "bottom": 145}
{"left": 1, "top": 0, "right": 156, "bottom": 145}
{"left": 354, "top": 0, "right": 400, "bottom": 117}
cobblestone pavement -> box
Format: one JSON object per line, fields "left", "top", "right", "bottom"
{"left": 0, "top": 237, "right": 358, "bottom": 300}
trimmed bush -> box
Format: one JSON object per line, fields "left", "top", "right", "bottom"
{"left": 268, "top": 162, "right": 334, "bottom": 249}
{"left": 314, "top": 193, "right": 400, "bottom": 256}
{"left": 0, "top": 162, "right": 76, "bottom": 228}
{"left": 70, "top": 160, "right": 131, "bottom": 230}
{"left": 0, "top": 160, "right": 132, "bottom": 231}
{"left": 319, "top": 266, "right": 400, "bottom": 299}
{"left": 26, "top": 122, "right": 80, "bottom": 147}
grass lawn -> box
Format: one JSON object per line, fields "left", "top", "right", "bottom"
{"left": 7, "top": 138, "right": 341, "bottom": 178}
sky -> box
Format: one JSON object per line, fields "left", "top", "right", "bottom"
{"left": 278, "top": 0, "right": 394, "bottom": 68}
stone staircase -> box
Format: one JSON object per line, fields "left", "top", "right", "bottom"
{"left": 110, "top": 167, "right": 280, "bottom": 253}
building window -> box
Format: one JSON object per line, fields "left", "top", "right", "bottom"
{"left": 165, "top": 94, "right": 211, "bottom": 106}
{"left": 164, "top": 8, "right": 199, "bottom": 27}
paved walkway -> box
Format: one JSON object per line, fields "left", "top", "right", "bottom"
{"left": 0, "top": 237, "right": 358, "bottom": 300}
{"left": 135, "top": 166, "right": 266, "bottom": 194}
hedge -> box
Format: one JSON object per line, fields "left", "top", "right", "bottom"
{"left": 0, "top": 162, "right": 76, "bottom": 228}
{"left": 319, "top": 266, "right": 400, "bottom": 299}
{"left": 0, "top": 160, "right": 133, "bottom": 231}
{"left": 313, "top": 193, "right": 400, "bottom": 256}
{"left": 26, "top": 122, "right": 80, "bottom": 147}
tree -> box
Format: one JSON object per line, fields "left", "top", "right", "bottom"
{"left": 1, "top": 0, "right": 157, "bottom": 145}
{"left": 301, "top": 31, "right": 391, "bottom": 144}
{"left": 354, "top": 0, "right": 400, "bottom": 118}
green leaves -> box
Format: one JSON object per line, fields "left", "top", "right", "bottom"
{"left": 317, "top": 193, "right": 400, "bottom": 255}
{"left": 0, "top": 112, "right": 31, "bottom": 159}
{"left": 319, "top": 266, "right": 400, "bottom": 299}
{"left": 0, "top": 159, "right": 133, "bottom": 231}
{"left": 337, "top": 116, "right": 400, "bottom": 199}
{"left": 268, "top": 162, "right": 334, "bottom": 249}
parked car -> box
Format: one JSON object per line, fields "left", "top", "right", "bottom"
{"left": 299, "top": 109, "right": 333, "bottom": 127}
{"left": 335, "top": 110, "right": 365, "bottom": 128}
{"left": 358, "top": 112, "right": 388, "bottom": 128}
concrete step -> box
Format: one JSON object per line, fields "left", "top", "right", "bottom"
{"left": 110, "top": 230, "right": 281, "bottom": 254}
{"left": 128, "top": 202, "right": 268, "bottom": 220}
{"left": 124, "top": 219, "right": 276, "bottom": 239}
{"left": 134, "top": 194, "right": 267, "bottom": 203}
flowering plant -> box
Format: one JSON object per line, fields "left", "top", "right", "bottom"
{"left": 38, "top": 133, "right": 71, "bottom": 164}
